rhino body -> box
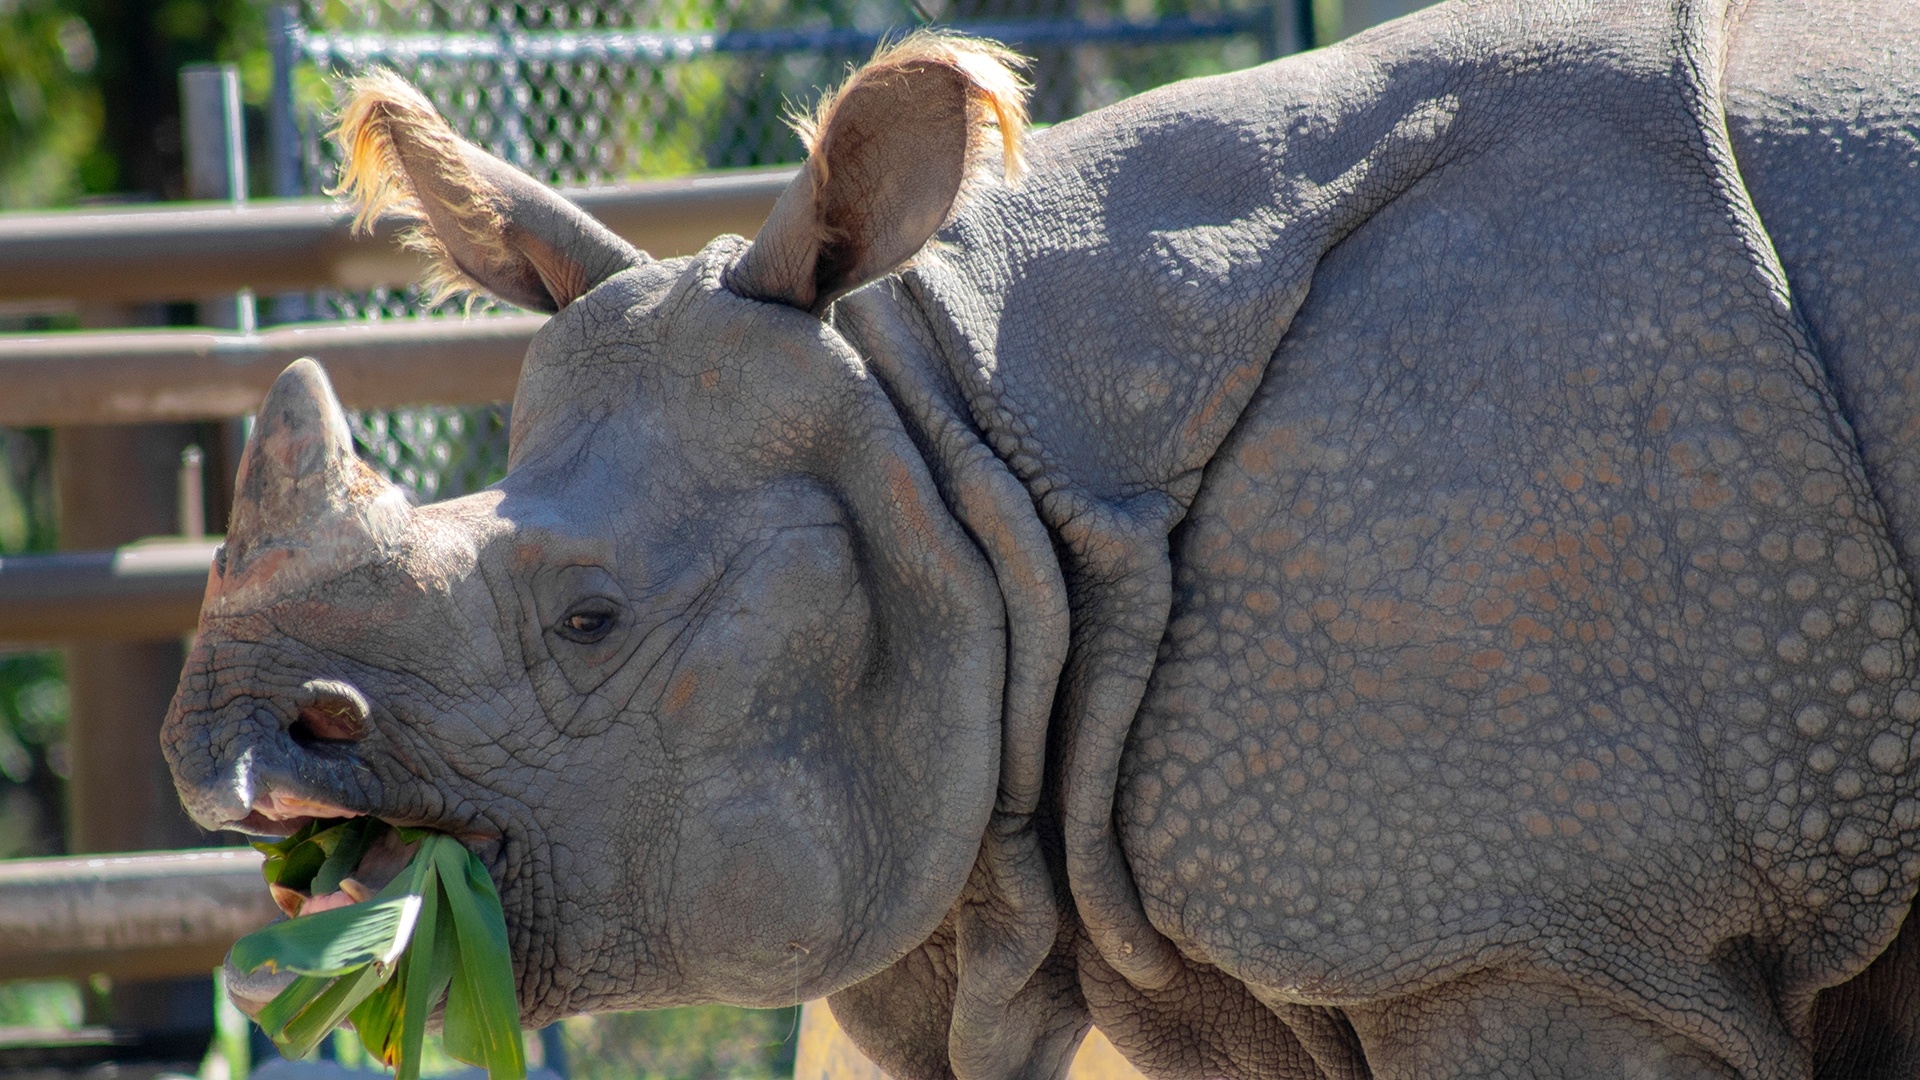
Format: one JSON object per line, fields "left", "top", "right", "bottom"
{"left": 163, "top": 0, "right": 1920, "bottom": 1076}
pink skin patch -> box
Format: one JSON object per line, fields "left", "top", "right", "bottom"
{"left": 299, "top": 889, "right": 360, "bottom": 916}
{"left": 253, "top": 791, "right": 356, "bottom": 822}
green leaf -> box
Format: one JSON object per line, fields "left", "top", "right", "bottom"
{"left": 372, "top": 835, "right": 438, "bottom": 904}
{"left": 434, "top": 838, "right": 525, "bottom": 1080}
{"left": 394, "top": 889, "right": 457, "bottom": 1080}
{"left": 253, "top": 820, "right": 328, "bottom": 891}
{"left": 239, "top": 824, "right": 524, "bottom": 1080}
{"left": 252, "top": 820, "right": 323, "bottom": 864}
{"left": 255, "top": 973, "right": 334, "bottom": 1040}
{"left": 354, "top": 860, "right": 444, "bottom": 1079}
{"left": 271, "top": 962, "right": 392, "bottom": 1061}
{"left": 349, "top": 973, "right": 402, "bottom": 1066}
{"left": 229, "top": 894, "right": 421, "bottom": 977}
{"left": 312, "top": 817, "right": 389, "bottom": 896}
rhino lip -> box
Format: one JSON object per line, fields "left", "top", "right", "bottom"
{"left": 229, "top": 790, "right": 361, "bottom": 839}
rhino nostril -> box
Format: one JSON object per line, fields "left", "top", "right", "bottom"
{"left": 289, "top": 697, "right": 367, "bottom": 747}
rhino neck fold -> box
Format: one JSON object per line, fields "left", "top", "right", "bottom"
{"left": 833, "top": 283, "right": 1088, "bottom": 1080}
{"left": 868, "top": 42, "right": 1477, "bottom": 1000}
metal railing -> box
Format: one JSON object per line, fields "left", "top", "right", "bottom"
{"left": 0, "top": 168, "right": 792, "bottom": 644}
{"left": 0, "top": 847, "right": 276, "bottom": 980}
{"left": 0, "top": 167, "right": 792, "bottom": 306}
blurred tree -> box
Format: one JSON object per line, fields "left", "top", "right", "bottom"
{"left": 0, "top": 0, "right": 266, "bottom": 209}
{"left": 71, "top": 0, "right": 265, "bottom": 200}
{"left": 0, "top": 0, "right": 103, "bottom": 207}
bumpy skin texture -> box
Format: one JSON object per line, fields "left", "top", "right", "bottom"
{"left": 1112, "top": 2, "right": 1917, "bottom": 1074}
{"left": 162, "top": 1, "right": 1920, "bottom": 1077}
{"left": 896, "top": 0, "right": 1920, "bottom": 1075}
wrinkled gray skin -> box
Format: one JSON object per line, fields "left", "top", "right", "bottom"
{"left": 163, "top": 0, "right": 1920, "bottom": 1076}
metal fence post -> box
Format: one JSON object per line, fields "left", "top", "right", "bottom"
{"left": 266, "top": 4, "right": 302, "bottom": 200}
{"left": 181, "top": 63, "right": 256, "bottom": 334}
{"left": 1293, "top": 0, "right": 1317, "bottom": 51}
{"left": 180, "top": 63, "right": 252, "bottom": 516}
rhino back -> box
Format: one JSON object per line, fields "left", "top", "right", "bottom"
{"left": 1089, "top": 0, "right": 1920, "bottom": 1074}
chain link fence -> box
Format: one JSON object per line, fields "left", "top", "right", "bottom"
{"left": 271, "top": 0, "right": 1284, "bottom": 502}
{"left": 282, "top": 0, "right": 1284, "bottom": 188}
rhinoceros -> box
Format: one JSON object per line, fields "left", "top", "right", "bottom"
{"left": 163, "top": 0, "right": 1920, "bottom": 1075}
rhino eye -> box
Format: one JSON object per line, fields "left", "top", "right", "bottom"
{"left": 557, "top": 605, "right": 617, "bottom": 644}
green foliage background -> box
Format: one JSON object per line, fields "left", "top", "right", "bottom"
{"left": 0, "top": 1, "right": 102, "bottom": 206}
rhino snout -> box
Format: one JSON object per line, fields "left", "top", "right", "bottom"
{"left": 163, "top": 679, "right": 379, "bottom": 837}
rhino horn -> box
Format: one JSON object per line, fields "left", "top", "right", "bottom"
{"left": 216, "top": 359, "right": 408, "bottom": 606}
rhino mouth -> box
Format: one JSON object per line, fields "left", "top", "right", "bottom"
{"left": 239, "top": 787, "right": 509, "bottom": 909}
{"left": 228, "top": 790, "right": 364, "bottom": 840}
{"left": 266, "top": 819, "right": 419, "bottom": 918}
{"left": 225, "top": 802, "right": 512, "bottom": 1021}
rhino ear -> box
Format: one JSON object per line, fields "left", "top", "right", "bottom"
{"left": 331, "top": 71, "right": 644, "bottom": 313}
{"left": 727, "top": 32, "right": 1027, "bottom": 315}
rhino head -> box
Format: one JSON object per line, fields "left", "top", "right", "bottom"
{"left": 162, "top": 38, "right": 1067, "bottom": 1063}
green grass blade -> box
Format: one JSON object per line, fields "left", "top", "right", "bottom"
{"left": 254, "top": 973, "right": 334, "bottom": 1041}
{"left": 229, "top": 895, "right": 421, "bottom": 977}
{"left": 392, "top": 867, "right": 442, "bottom": 1080}
{"left": 274, "top": 961, "right": 392, "bottom": 1061}
{"left": 372, "top": 835, "right": 438, "bottom": 903}
{"left": 242, "top": 825, "right": 523, "bottom": 1080}
{"left": 433, "top": 838, "right": 525, "bottom": 1080}
{"left": 349, "top": 973, "right": 402, "bottom": 1066}
{"left": 394, "top": 890, "right": 458, "bottom": 1080}
{"left": 313, "top": 817, "right": 390, "bottom": 896}
{"left": 253, "top": 820, "right": 329, "bottom": 891}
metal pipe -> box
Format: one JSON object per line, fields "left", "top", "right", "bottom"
{"left": 267, "top": 4, "right": 302, "bottom": 200}
{"left": 178, "top": 447, "right": 205, "bottom": 542}
{"left": 0, "top": 848, "right": 276, "bottom": 981}
{"left": 180, "top": 65, "right": 248, "bottom": 207}
{"left": 297, "top": 12, "right": 1273, "bottom": 64}
{"left": 0, "top": 168, "right": 794, "bottom": 305}
{"left": 0, "top": 540, "right": 218, "bottom": 644}
{"left": 0, "top": 316, "right": 543, "bottom": 427}
{"left": 182, "top": 64, "right": 257, "bottom": 338}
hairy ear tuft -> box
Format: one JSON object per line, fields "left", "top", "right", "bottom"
{"left": 330, "top": 70, "right": 508, "bottom": 305}
{"left": 330, "top": 70, "right": 643, "bottom": 313}
{"left": 793, "top": 30, "right": 1030, "bottom": 217}
{"left": 729, "top": 32, "right": 1030, "bottom": 314}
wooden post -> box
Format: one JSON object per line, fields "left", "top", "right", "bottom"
{"left": 56, "top": 419, "right": 214, "bottom": 1050}
{"left": 48, "top": 63, "right": 255, "bottom": 1064}
{"left": 56, "top": 421, "right": 208, "bottom": 857}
